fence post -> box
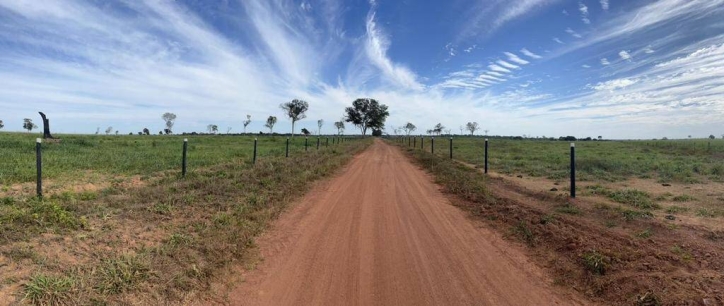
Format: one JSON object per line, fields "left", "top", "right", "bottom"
{"left": 36, "top": 138, "right": 42, "bottom": 198}
{"left": 286, "top": 138, "right": 290, "bottom": 157}
{"left": 484, "top": 139, "right": 488, "bottom": 174}
{"left": 421, "top": 137, "right": 424, "bottom": 150}
{"left": 431, "top": 137, "right": 435, "bottom": 154}
{"left": 253, "top": 138, "right": 258, "bottom": 164}
{"left": 317, "top": 137, "right": 320, "bottom": 150}
{"left": 449, "top": 137, "right": 453, "bottom": 159}
{"left": 570, "top": 142, "right": 576, "bottom": 198}
{"left": 305, "top": 137, "right": 308, "bottom": 151}
{"left": 182, "top": 138, "right": 188, "bottom": 177}
{"left": 414, "top": 137, "right": 416, "bottom": 148}
{"left": 326, "top": 137, "right": 329, "bottom": 147}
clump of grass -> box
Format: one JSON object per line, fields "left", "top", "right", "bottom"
{"left": 555, "top": 202, "right": 582, "bottom": 215}
{"left": 672, "top": 194, "right": 696, "bottom": 202}
{"left": 665, "top": 206, "right": 689, "bottom": 214}
{"left": 513, "top": 221, "right": 535, "bottom": 245}
{"left": 23, "top": 273, "right": 75, "bottom": 305}
{"left": 637, "top": 229, "right": 652, "bottom": 238}
{"left": 621, "top": 208, "right": 654, "bottom": 221}
{"left": 581, "top": 250, "right": 609, "bottom": 275}
{"left": 696, "top": 208, "right": 723, "bottom": 218}
{"left": 608, "top": 189, "right": 659, "bottom": 209}
{"left": 94, "top": 254, "right": 150, "bottom": 294}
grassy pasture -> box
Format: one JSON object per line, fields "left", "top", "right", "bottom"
{"left": 0, "top": 132, "right": 370, "bottom": 304}
{"left": 1, "top": 132, "right": 344, "bottom": 186}
{"left": 407, "top": 136, "right": 724, "bottom": 183}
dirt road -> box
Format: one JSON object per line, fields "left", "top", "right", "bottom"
{"left": 230, "top": 140, "right": 580, "bottom": 305}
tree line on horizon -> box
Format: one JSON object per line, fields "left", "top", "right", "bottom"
{"left": 0, "top": 98, "right": 390, "bottom": 137}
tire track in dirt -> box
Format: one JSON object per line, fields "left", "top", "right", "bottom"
{"left": 229, "top": 139, "right": 583, "bottom": 305}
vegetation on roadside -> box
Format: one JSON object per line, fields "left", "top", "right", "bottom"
{"left": 0, "top": 136, "right": 371, "bottom": 304}
{"left": 393, "top": 139, "right": 724, "bottom": 305}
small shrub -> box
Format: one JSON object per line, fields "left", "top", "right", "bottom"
{"left": 622, "top": 209, "right": 653, "bottom": 221}
{"left": 637, "top": 229, "right": 652, "bottom": 238}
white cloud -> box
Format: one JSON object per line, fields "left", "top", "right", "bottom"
{"left": 582, "top": 64, "right": 591, "bottom": 68}
{"left": 504, "top": 52, "right": 530, "bottom": 65}
{"left": 600, "top": 0, "right": 609, "bottom": 11}
{"left": 643, "top": 46, "right": 655, "bottom": 54}
{"left": 364, "top": 12, "right": 424, "bottom": 90}
{"left": 601, "top": 58, "right": 610, "bottom": 65}
{"left": 589, "top": 78, "right": 639, "bottom": 91}
{"left": 565, "top": 27, "right": 582, "bottom": 38}
{"left": 562, "top": 9, "right": 569, "bottom": 15}
{"left": 619, "top": 50, "right": 631, "bottom": 60}
{"left": 488, "top": 64, "right": 512, "bottom": 73}
{"left": 521, "top": 48, "right": 542, "bottom": 59}
{"left": 553, "top": 37, "right": 564, "bottom": 44}
{"left": 300, "top": 2, "right": 312, "bottom": 12}
{"left": 496, "top": 60, "right": 520, "bottom": 69}
{"left": 579, "top": 2, "right": 590, "bottom": 24}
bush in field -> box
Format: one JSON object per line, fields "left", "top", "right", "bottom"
{"left": 142, "top": 128, "right": 150, "bottom": 135}
{"left": 301, "top": 128, "right": 311, "bottom": 136}
{"left": 372, "top": 129, "right": 382, "bottom": 137}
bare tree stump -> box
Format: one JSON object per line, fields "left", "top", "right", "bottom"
{"left": 38, "top": 112, "right": 54, "bottom": 139}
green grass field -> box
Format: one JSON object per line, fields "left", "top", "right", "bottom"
{"left": 400, "top": 136, "right": 724, "bottom": 183}
{"left": 0, "top": 132, "right": 347, "bottom": 186}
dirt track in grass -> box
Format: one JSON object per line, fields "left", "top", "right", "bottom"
{"left": 229, "top": 139, "right": 582, "bottom": 305}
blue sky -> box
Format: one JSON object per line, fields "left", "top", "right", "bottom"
{"left": 0, "top": 0, "right": 723, "bottom": 139}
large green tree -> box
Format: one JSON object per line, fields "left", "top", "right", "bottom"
{"left": 280, "top": 99, "right": 309, "bottom": 138}
{"left": 344, "top": 98, "right": 389, "bottom": 136}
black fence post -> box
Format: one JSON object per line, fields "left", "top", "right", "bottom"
{"left": 253, "top": 138, "right": 258, "bottom": 164}
{"left": 421, "top": 137, "right": 424, "bottom": 150}
{"left": 326, "top": 137, "right": 329, "bottom": 147}
{"left": 484, "top": 139, "right": 488, "bottom": 174}
{"left": 431, "top": 137, "right": 435, "bottom": 154}
{"left": 305, "top": 137, "right": 308, "bottom": 151}
{"left": 317, "top": 137, "right": 320, "bottom": 150}
{"left": 182, "top": 138, "right": 188, "bottom": 177}
{"left": 449, "top": 137, "right": 453, "bottom": 159}
{"left": 414, "top": 137, "right": 416, "bottom": 148}
{"left": 36, "top": 138, "right": 42, "bottom": 198}
{"left": 570, "top": 143, "right": 576, "bottom": 198}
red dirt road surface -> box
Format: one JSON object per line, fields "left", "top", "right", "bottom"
{"left": 231, "top": 140, "right": 583, "bottom": 305}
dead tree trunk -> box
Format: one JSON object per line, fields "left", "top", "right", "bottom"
{"left": 38, "top": 112, "right": 54, "bottom": 139}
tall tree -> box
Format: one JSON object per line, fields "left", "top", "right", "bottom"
{"left": 23, "top": 119, "right": 37, "bottom": 132}
{"left": 243, "top": 115, "right": 251, "bottom": 134}
{"left": 265, "top": 116, "right": 278, "bottom": 133}
{"left": 0, "top": 119, "right": 4, "bottom": 129}
{"left": 162, "top": 113, "right": 177, "bottom": 134}
{"left": 280, "top": 99, "right": 309, "bottom": 138}
{"left": 334, "top": 121, "right": 345, "bottom": 135}
{"left": 105, "top": 126, "right": 113, "bottom": 135}
{"left": 207, "top": 124, "right": 218, "bottom": 134}
{"left": 317, "top": 119, "right": 324, "bottom": 135}
{"left": 465, "top": 122, "right": 480, "bottom": 135}
{"left": 433, "top": 123, "right": 444, "bottom": 136}
{"left": 402, "top": 122, "right": 416, "bottom": 136}
{"left": 344, "top": 98, "right": 389, "bottom": 135}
